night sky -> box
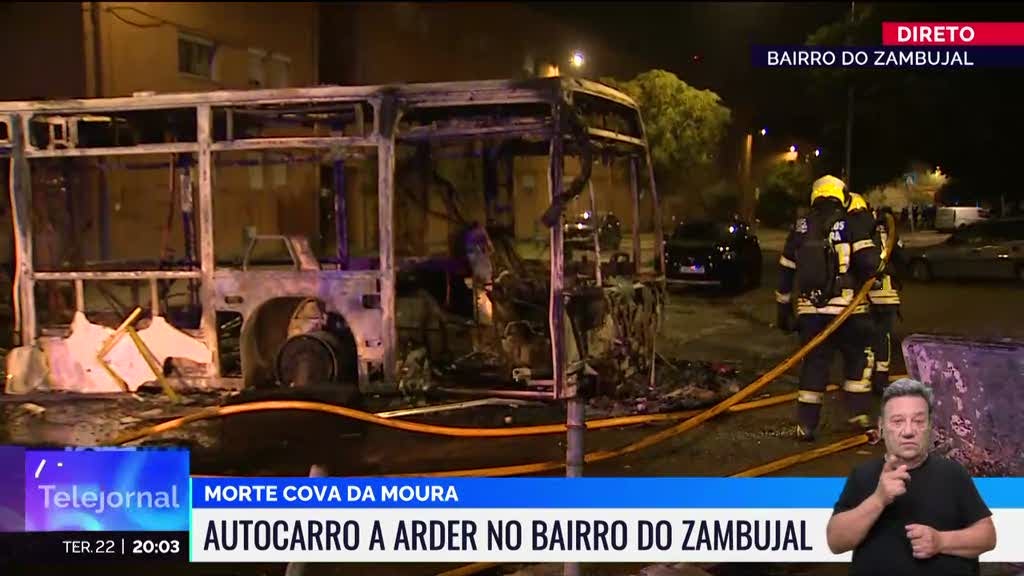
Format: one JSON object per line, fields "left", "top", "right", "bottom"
{"left": 537, "top": 2, "right": 1024, "bottom": 200}
{"left": 537, "top": 2, "right": 845, "bottom": 126}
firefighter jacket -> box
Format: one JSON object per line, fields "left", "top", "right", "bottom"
{"left": 868, "top": 216, "right": 904, "bottom": 306}
{"left": 776, "top": 200, "right": 882, "bottom": 316}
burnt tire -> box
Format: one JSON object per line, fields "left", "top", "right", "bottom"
{"left": 275, "top": 332, "right": 355, "bottom": 386}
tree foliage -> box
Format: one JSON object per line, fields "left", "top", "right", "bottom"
{"left": 602, "top": 70, "right": 732, "bottom": 192}
{"left": 800, "top": 4, "right": 1022, "bottom": 199}
{"left": 753, "top": 158, "right": 815, "bottom": 226}
{"left": 756, "top": 160, "right": 814, "bottom": 227}
{"left": 804, "top": 4, "right": 881, "bottom": 92}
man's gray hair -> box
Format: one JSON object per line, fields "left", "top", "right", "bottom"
{"left": 882, "top": 378, "right": 935, "bottom": 416}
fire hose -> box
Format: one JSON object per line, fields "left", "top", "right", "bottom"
{"left": 110, "top": 215, "right": 897, "bottom": 477}
{"left": 110, "top": 384, "right": 843, "bottom": 445}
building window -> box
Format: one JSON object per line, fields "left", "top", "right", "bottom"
{"left": 247, "top": 153, "right": 264, "bottom": 190}
{"left": 271, "top": 161, "right": 288, "bottom": 187}
{"left": 248, "top": 48, "right": 267, "bottom": 88}
{"left": 178, "top": 33, "right": 215, "bottom": 78}
{"left": 269, "top": 54, "right": 291, "bottom": 88}
{"left": 248, "top": 49, "right": 290, "bottom": 89}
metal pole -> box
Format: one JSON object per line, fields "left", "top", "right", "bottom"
{"left": 377, "top": 98, "right": 398, "bottom": 383}
{"left": 285, "top": 463, "right": 328, "bottom": 576}
{"left": 98, "top": 160, "right": 111, "bottom": 260}
{"left": 845, "top": 1, "right": 855, "bottom": 188}
{"left": 565, "top": 388, "right": 585, "bottom": 576}
{"left": 845, "top": 86, "right": 853, "bottom": 189}
{"left": 741, "top": 132, "right": 753, "bottom": 224}
{"left": 629, "top": 158, "right": 641, "bottom": 266}
{"left": 549, "top": 103, "right": 580, "bottom": 576}
{"left": 588, "top": 181, "right": 602, "bottom": 286}
{"left": 196, "top": 104, "right": 220, "bottom": 376}
{"left": 10, "top": 115, "right": 36, "bottom": 345}
{"left": 333, "top": 159, "right": 348, "bottom": 270}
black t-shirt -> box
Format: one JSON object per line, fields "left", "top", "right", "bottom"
{"left": 832, "top": 454, "right": 992, "bottom": 576}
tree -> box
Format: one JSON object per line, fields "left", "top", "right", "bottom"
{"left": 602, "top": 70, "right": 732, "bottom": 212}
{"left": 756, "top": 159, "right": 813, "bottom": 227}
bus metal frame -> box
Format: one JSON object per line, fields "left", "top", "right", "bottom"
{"left": 1, "top": 77, "right": 664, "bottom": 401}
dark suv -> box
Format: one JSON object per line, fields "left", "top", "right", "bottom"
{"left": 662, "top": 219, "right": 762, "bottom": 292}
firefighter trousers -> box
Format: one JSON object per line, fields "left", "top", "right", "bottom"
{"left": 796, "top": 312, "right": 875, "bottom": 433}
{"left": 870, "top": 305, "right": 899, "bottom": 394}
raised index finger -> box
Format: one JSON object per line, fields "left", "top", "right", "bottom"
{"left": 882, "top": 454, "right": 901, "bottom": 472}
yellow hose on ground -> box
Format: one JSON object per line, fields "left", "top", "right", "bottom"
{"left": 729, "top": 433, "right": 872, "bottom": 477}
{"left": 108, "top": 385, "right": 837, "bottom": 446}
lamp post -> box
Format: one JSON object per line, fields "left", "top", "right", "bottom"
{"left": 740, "top": 128, "right": 769, "bottom": 224}
{"left": 570, "top": 50, "right": 585, "bottom": 70}
{"left": 845, "top": 1, "right": 855, "bottom": 188}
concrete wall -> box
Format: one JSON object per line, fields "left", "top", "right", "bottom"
{"left": 96, "top": 2, "right": 317, "bottom": 95}
{"left": 91, "top": 2, "right": 321, "bottom": 263}
{"left": 5, "top": 2, "right": 654, "bottom": 269}
{"left": 0, "top": 3, "right": 87, "bottom": 101}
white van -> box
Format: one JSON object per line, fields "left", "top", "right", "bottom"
{"left": 935, "top": 206, "right": 990, "bottom": 232}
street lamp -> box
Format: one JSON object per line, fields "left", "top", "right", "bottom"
{"left": 789, "top": 145, "right": 797, "bottom": 153}
{"left": 814, "top": 148, "right": 821, "bottom": 157}
{"left": 570, "top": 50, "right": 585, "bottom": 69}
{"left": 760, "top": 128, "right": 767, "bottom": 136}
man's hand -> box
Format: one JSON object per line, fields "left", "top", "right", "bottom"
{"left": 873, "top": 454, "right": 910, "bottom": 505}
{"left": 906, "top": 524, "right": 943, "bottom": 559}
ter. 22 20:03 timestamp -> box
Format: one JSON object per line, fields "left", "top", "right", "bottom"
{"left": 132, "top": 538, "right": 181, "bottom": 555}
{"left": 62, "top": 538, "right": 181, "bottom": 555}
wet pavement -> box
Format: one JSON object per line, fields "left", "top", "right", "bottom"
{"left": 2, "top": 244, "right": 1023, "bottom": 575}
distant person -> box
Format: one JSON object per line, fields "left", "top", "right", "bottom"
{"left": 827, "top": 379, "right": 997, "bottom": 575}
{"left": 776, "top": 176, "right": 881, "bottom": 441}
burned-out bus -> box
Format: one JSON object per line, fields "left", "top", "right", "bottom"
{"left": 1, "top": 77, "right": 664, "bottom": 406}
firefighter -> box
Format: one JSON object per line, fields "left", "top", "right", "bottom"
{"left": 776, "top": 176, "right": 881, "bottom": 442}
{"left": 868, "top": 205, "right": 904, "bottom": 394}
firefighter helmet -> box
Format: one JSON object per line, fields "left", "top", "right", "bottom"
{"left": 810, "top": 175, "right": 849, "bottom": 207}
{"left": 849, "top": 192, "right": 869, "bottom": 212}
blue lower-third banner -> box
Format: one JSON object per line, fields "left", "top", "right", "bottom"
{"left": 189, "top": 477, "right": 1023, "bottom": 563}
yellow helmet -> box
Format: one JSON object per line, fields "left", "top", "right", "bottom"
{"left": 849, "top": 193, "right": 869, "bottom": 212}
{"left": 810, "top": 175, "right": 848, "bottom": 207}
